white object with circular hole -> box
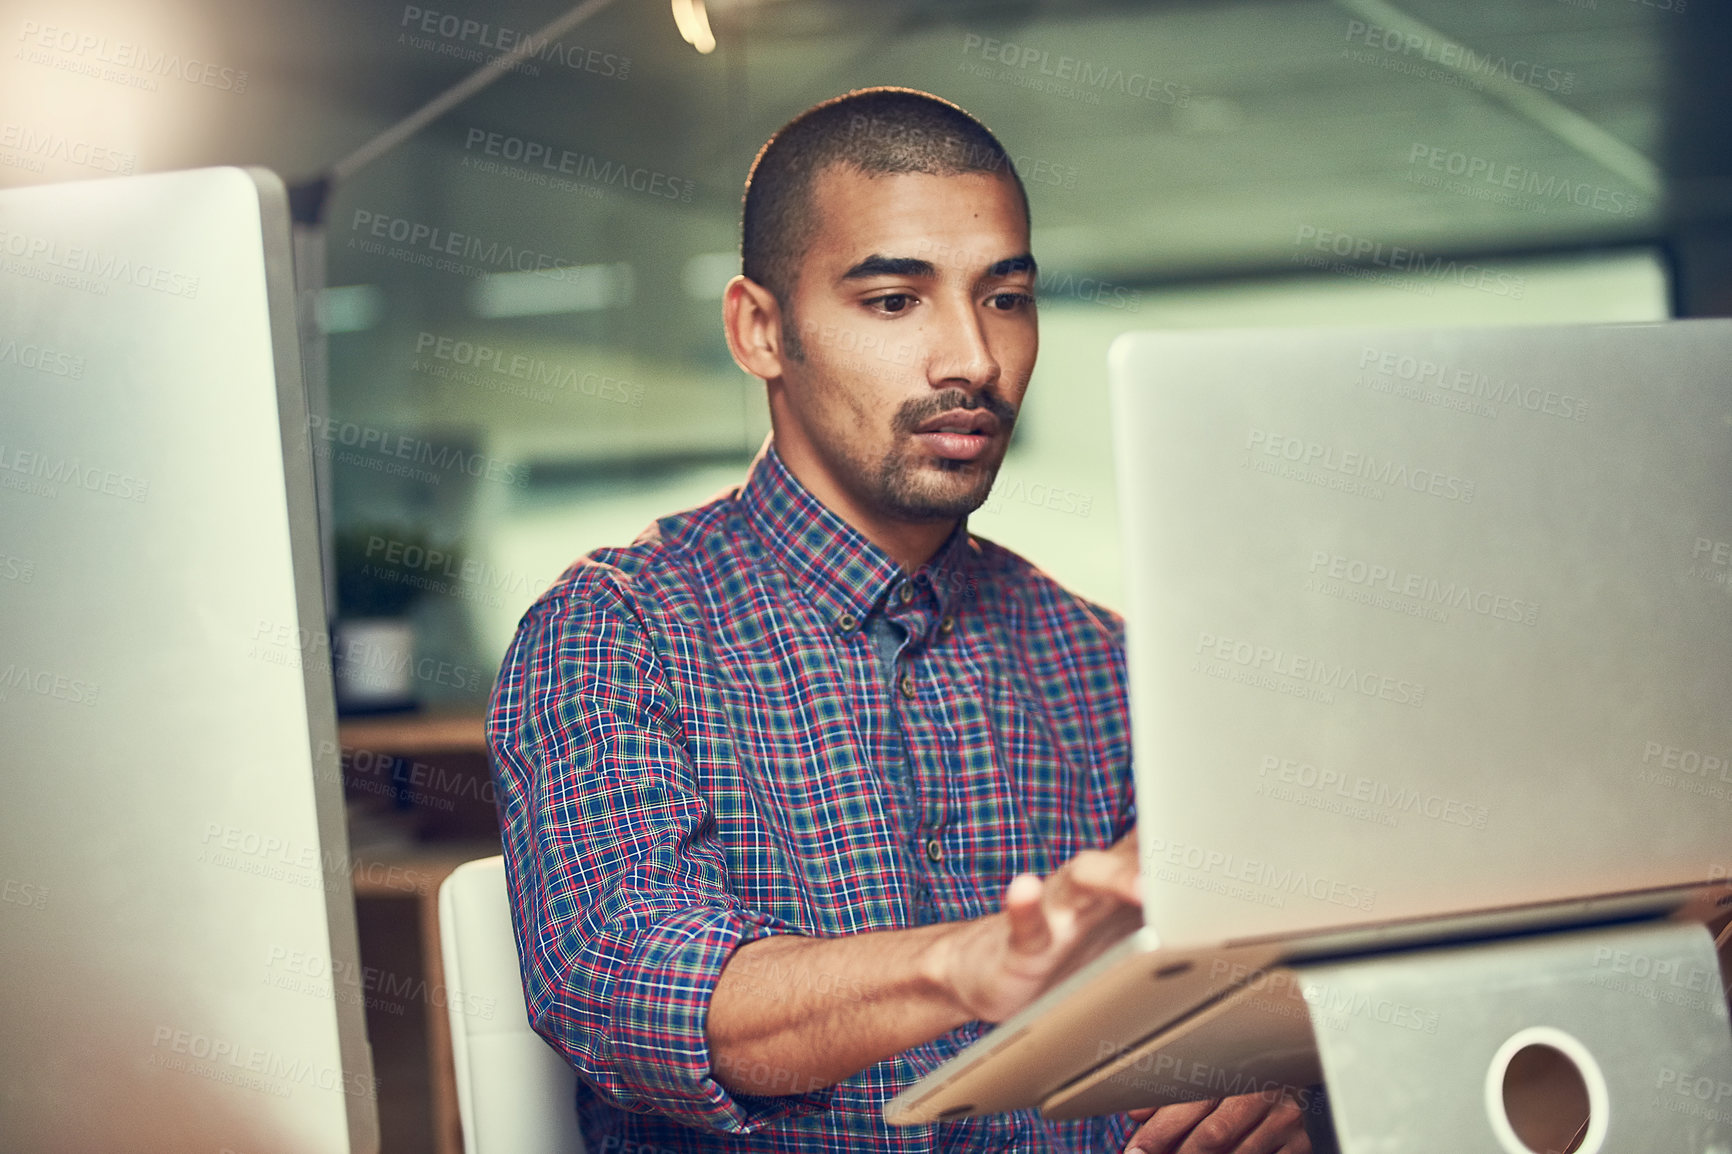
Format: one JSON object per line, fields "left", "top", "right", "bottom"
{"left": 1483, "top": 1026, "right": 1609, "bottom": 1154}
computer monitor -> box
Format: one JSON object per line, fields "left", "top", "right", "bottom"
{"left": 0, "top": 168, "right": 378, "bottom": 1153}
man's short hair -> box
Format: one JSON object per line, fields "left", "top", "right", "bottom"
{"left": 741, "top": 87, "right": 1029, "bottom": 357}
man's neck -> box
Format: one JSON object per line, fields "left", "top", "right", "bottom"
{"left": 773, "top": 440, "right": 956, "bottom": 575}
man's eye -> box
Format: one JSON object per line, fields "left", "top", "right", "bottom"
{"left": 988, "top": 291, "right": 1034, "bottom": 311}
{"left": 871, "top": 293, "right": 914, "bottom": 314}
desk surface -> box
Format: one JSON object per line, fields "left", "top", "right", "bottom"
{"left": 339, "top": 711, "right": 487, "bottom": 756}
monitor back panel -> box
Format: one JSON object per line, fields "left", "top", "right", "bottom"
{"left": 0, "top": 169, "right": 377, "bottom": 1152}
{"left": 1112, "top": 322, "right": 1732, "bottom": 950}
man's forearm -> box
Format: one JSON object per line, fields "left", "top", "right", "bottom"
{"left": 706, "top": 922, "right": 972, "bottom": 1095}
{"left": 705, "top": 839, "right": 1141, "bottom": 1098}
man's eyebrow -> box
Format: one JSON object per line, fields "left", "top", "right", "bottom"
{"left": 988, "top": 253, "right": 1038, "bottom": 277}
{"left": 840, "top": 255, "right": 936, "bottom": 281}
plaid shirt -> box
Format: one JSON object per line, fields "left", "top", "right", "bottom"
{"left": 488, "top": 441, "right": 1137, "bottom": 1152}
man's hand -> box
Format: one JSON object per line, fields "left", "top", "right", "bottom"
{"left": 937, "top": 830, "right": 1142, "bottom": 1024}
{"left": 707, "top": 831, "right": 1144, "bottom": 1096}
{"left": 1123, "top": 1094, "right": 1312, "bottom": 1154}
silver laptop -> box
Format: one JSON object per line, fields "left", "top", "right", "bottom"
{"left": 0, "top": 169, "right": 378, "bottom": 1152}
{"left": 885, "top": 319, "right": 1732, "bottom": 1126}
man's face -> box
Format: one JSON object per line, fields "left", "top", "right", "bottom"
{"left": 773, "top": 165, "right": 1036, "bottom": 523}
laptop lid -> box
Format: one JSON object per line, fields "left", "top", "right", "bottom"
{"left": 1113, "top": 320, "right": 1732, "bottom": 950}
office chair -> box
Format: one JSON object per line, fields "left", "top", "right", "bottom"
{"left": 438, "top": 855, "right": 587, "bottom": 1154}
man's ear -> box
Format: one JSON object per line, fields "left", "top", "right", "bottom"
{"left": 724, "top": 275, "right": 792, "bottom": 382}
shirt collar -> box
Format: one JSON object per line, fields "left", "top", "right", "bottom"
{"left": 737, "top": 440, "right": 977, "bottom": 638}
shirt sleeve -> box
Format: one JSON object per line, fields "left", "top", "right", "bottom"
{"left": 487, "top": 571, "right": 834, "bottom": 1133}
{"left": 1087, "top": 596, "right": 1138, "bottom": 841}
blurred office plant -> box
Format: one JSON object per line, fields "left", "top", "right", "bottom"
{"left": 332, "top": 524, "right": 443, "bottom": 713}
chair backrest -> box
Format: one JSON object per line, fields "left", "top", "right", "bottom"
{"left": 439, "top": 855, "right": 587, "bottom": 1154}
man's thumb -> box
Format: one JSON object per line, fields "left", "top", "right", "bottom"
{"left": 1003, "top": 873, "right": 1050, "bottom": 954}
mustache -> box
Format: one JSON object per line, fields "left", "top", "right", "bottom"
{"left": 892, "top": 388, "right": 1019, "bottom": 436}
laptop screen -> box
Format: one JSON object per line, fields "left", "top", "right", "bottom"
{"left": 1112, "top": 321, "right": 1732, "bottom": 948}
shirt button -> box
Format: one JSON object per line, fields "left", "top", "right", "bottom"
{"left": 898, "top": 673, "right": 916, "bottom": 699}
{"left": 898, "top": 582, "right": 915, "bottom": 604}
{"left": 924, "top": 837, "right": 942, "bottom": 863}
{"left": 835, "top": 612, "right": 858, "bottom": 632}
{"left": 938, "top": 615, "right": 955, "bottom": 637}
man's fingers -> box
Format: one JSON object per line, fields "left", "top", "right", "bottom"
{"left": 1061, "top": 847, "right": 1140, "bottom": 905}
{"left": 1174, "top": 1092, "right": 1276, "bottom": 1153}
{"left": 1003, "top": 873, "right": 1050, "bottom": 954}
{"left": 1213, "top": 1094, "right": 1311, "bottom": 1154}
{"left": 1123, "top": 1098, "right": 1218, "bottom": 1154}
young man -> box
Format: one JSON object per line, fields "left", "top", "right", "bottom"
{"left": 488, "top": 88, "right": 1311, "bottom": 1153}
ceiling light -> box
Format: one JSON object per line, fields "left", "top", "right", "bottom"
{"left": 671, "top": 0, "right": 717, "bottom": 54}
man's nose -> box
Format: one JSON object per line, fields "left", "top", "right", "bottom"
{"left": 926, "top": 298, "right": 1001, "bottom": 391}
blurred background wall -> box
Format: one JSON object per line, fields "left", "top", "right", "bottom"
{"left": 2, "top": 0, "right": 1722, "bottom": 701}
